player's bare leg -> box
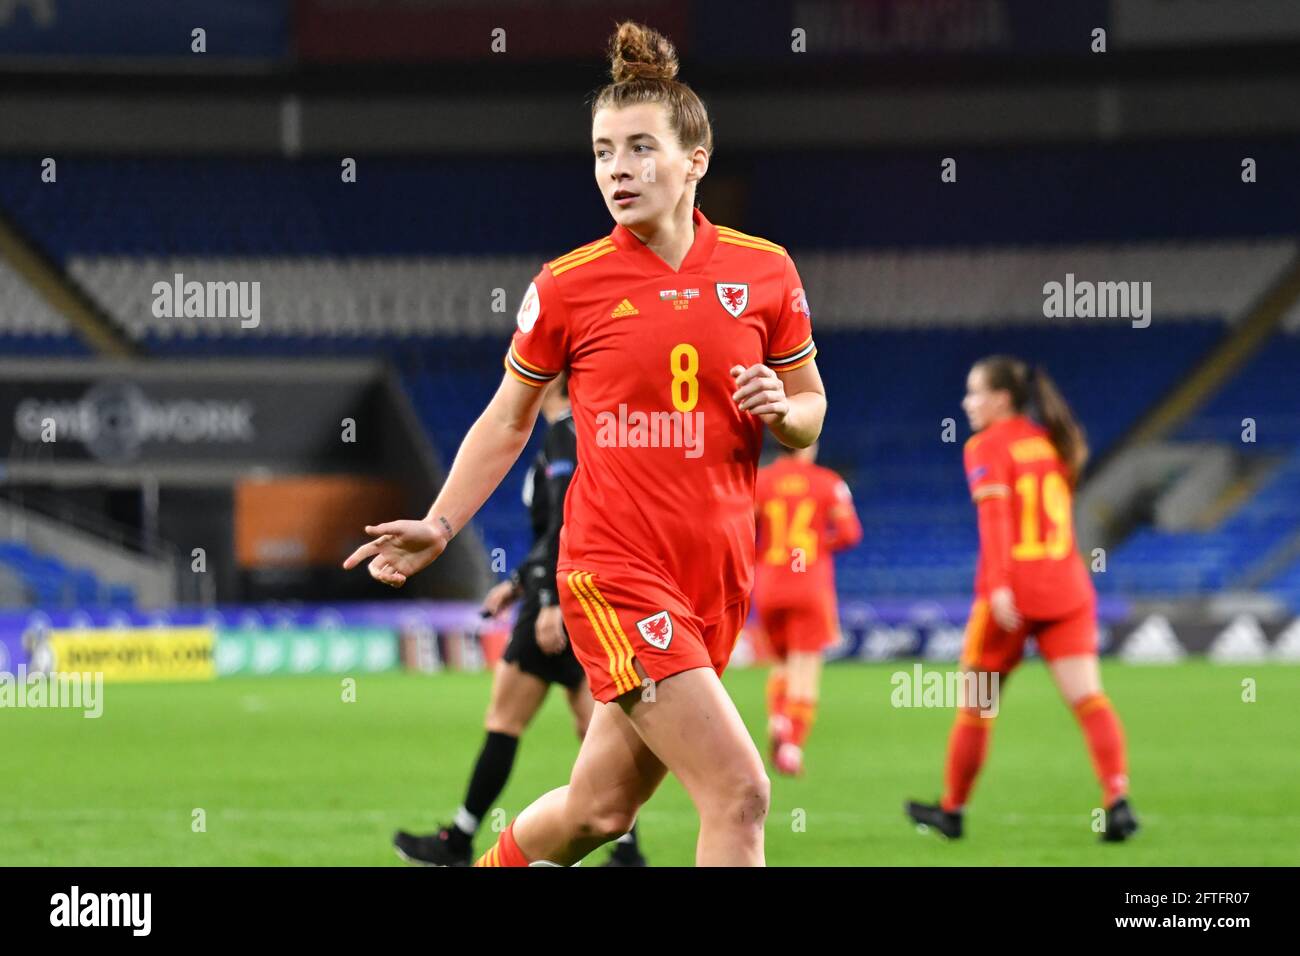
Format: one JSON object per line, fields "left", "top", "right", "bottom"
{"left": 624, "top": 665, "right": 770, "bottom": 866}
{"left": 1048, "top": 654, "right": 1137, "bottom": 841}
{"left": 564, "top": 681, "right": 594, "bottom": 739}
{"left": 775, "top": 650, "right": 823, "bottom": 775}
{"left": 496, "top": 664, "right": 769, "bottom": 866}
{"left": 766, "top": 661, "right": 790, "bottom": 760}
{"left": 504, "top": 695, "right": 668, "bottom": 865}
{"left": 1046, "top": 652, "right": 1100, "bottom": 704}
{"left": 559, "top": 683, "right": 649, "bottom": 866}
{"left": 785, "top": 650, "right": 822, "bottom": 701}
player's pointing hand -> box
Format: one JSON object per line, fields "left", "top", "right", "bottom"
{"left": 731, "top": 363, "right": 789, "bottom": 427}
{"left": 341, "top": 517, "right": 449, "bottom": 588}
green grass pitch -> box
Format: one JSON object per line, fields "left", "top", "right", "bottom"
{"left": 5, "top": 661, "right": 1299, "bottom": 865}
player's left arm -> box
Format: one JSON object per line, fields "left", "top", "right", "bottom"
{"left": 966, "top": 437, "right": 1020, "bottom": 630}
{"left": 731, "top": 360, "right": 825, "bottom": 448}
{"left": 732, "top": 254, "right": 825, "bottom": 448}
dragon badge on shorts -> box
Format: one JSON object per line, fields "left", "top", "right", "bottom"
{"left": 636, "top": 610, "right": 673, "bottom": 650}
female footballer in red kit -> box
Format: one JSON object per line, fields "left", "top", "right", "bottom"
{"left": 343, "top": 21, "right": 825, "bottom": 866}
{"left": 906, "top": 357, "right": 1139, "bottom": 842}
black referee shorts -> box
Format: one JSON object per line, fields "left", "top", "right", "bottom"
{"left": 502, "top": 591, "right": 586, "bottom": 690}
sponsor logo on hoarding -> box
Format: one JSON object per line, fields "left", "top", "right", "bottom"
{"left": 1118, "top": 615, "right": 1185, "bottom": 663}
{"left": 41, "top": 628, "right": 215, "bottom": 682}
{"left": 1209, "top": 615, "right": 1271, "bottom": 663}
{"left": 215, "top": 628, "right": 398, "bottom": 677}
{"left": 1273, "top": 619, "right": 1300, "bottom": 661}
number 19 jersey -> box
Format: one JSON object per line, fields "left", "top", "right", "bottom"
{"left": 964, "top": 415, "right": 1094, "bottom": 620}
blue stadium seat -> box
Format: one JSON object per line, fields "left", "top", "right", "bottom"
{"left": 0, "top": 539, "right": 129, "bottom": 609}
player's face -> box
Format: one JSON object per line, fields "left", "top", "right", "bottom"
{"left": 962, "top": 367, "right": 1005, "bottom": 431}
{"left": 592, "top": 103, "right": 694, "bottom": 230}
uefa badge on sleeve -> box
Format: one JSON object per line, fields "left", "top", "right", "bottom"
{"left": 516, "top": 282, "right": 540, "bottom": 333}
{"left": 716, "top": 283, "right": 749, "bottom": 318}
{"left": 636, "top": 611, "right": 674, "bottom": 650}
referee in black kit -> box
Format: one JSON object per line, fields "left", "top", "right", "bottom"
{"left": 393, "top": 373, "right": 647, "bottom": 867}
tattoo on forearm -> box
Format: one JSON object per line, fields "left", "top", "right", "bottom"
{"left": 437, "top": 516, "right": 454, "bottom": 539}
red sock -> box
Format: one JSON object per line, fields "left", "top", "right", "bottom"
{"left": 766, "top": 671, "right": 787, "bottom": 725}
{"left": 785, "top": 696, "right": 817, "bottom": 747}
{"left": 473, "top": 821, "right": 531, "bottom": 867}
{"left": 1073, "top": 693, "right": 1129, "bottom": 805}
{"left": 940, "top": 711, "right": 993, "bottom": 813}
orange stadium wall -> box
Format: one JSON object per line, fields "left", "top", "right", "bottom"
{"left": 235, "top": 475, "right": 405, "bottom": 569}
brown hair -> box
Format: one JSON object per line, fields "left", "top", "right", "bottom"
{"left": 974, "top": 355, "right": 1089, "bottom": 485}
{"left": 592, "top": 21, "right": 713, "bottom": 157}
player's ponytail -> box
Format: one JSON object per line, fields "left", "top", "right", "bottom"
{"left": 976, "top": 356, "right": 1089, "bottom": 486}
{"left": 1029, "top": 365, "right": 1088, "bottom": 485}
{"left": 593, "top": 22, "right": 713, "bottom": 157}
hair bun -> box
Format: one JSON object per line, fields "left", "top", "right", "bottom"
{"left": 609, "top": 21, "right": 679, "bottom": 83}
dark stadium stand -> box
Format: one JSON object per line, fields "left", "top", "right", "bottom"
{"left": 7, "top": 141, "right": 1300, "bottom": 262}
{"left": 0, "top": 332, "right": 89, "bottom": 355}
{"left": 3, "top": 146, "right": 1298, "bottom": 606}
{"left": 0, "top": 157, "right": 605, "bottom": 259}
{"left": 1098, "top": 333, "right": 1300, "bottom": 601}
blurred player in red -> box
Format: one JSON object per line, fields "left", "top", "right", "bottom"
{"left": 754, "top": 444, "right": 861, "bottom": 776}
{"left": 906, "top": 356, "right": 1138, "bottom": 842}
{"left": 343, "top": 21, "right": 825, "bottom": 866}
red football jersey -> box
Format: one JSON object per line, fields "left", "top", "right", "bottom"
{"left": 505, "top": 208, "right": 816, "bottom": 624}
{"left": 754, "top": 456, "right": 862, "bottom": 607}
{"left": 963, "top": 415, "right": 1094, "bottom": 619}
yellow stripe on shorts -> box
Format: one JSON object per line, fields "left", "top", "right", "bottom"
{"left": 567, "top": 571, "right": 637, "bottom": 694}
{"left": 580, "top": 573, "right": 639, "bottom": 689}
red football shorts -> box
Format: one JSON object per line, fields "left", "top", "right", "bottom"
{"left": 755, "top": 592, "right": 839, "bottom": 658}
{"left": 960, "top": 593, "right": 1098, "bottom": 674}
{"left": 558, "top": 567, "right": 750, "bottom": 703}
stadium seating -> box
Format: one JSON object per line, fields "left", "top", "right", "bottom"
{"left": 1177, "top": 330, "right": 1300, "bottom": 446}
{"left": 0, "top": 539, "right": 134, "bottom": 609}
{"left": 0, "top": 258, "right": 90, "bottom": 355}
{"left": 1263, "top": 553, "right": 1300, "bottom": 611}
{"left": 1090, "top": 315, "right": 1300, "bottom": 600}
{"left": 3, "top": 147, "right": 1299, "bottom": 604}
{"left": 0, "top": 157, "right": 605, "bottom": 259}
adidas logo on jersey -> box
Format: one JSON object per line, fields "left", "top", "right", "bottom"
{"left": 611, "top": 298, "right": 639, "bottom": 317}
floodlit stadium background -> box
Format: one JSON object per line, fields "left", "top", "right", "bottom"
{"left": 1, "top": 1, "right": 1299, "bottom": 866}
